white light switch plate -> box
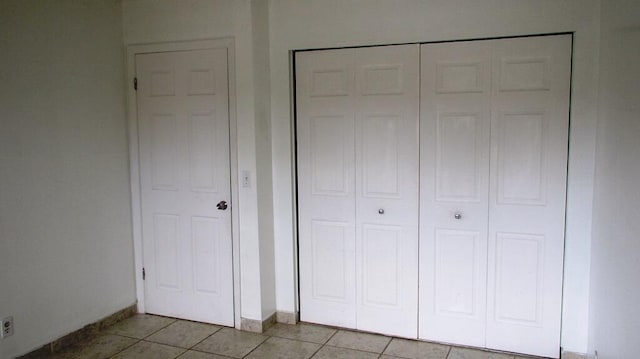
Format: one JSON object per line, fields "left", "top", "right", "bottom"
{"left": 242, "top": 170, "right": 251, "bottom": 188}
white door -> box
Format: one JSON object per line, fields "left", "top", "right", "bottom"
{"left": 297, "top": 44, "right": 419, "bottom": 338}
{"left": 419, "top": 40, "right": 492, "bottom": 347}
{"left": 485, "top": 35, "right": 571, "bottom": 358}
{"left": 297, "top": 48, "right": 357, "bottom": 330}
{"left": 419, "top": 35, "right": 571, "bottom": 358}
{"left": 136, "top": 48, "right": 234, "bottom": 326}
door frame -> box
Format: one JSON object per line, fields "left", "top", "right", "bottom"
{"left": 126, "top": 38, "right": 241, "bottom": 328}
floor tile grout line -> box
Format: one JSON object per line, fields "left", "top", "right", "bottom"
{"left": 324, "top": 328, "right": 340, "bottom": 345}
{"left": 235, "top": 331, "right": 270, "bottom": 358}
{"left": 114, "top": 316, "right": 223, "bottom": 355}
{"left": 104, "top": 315, "right": 175, "bottom": 358}
{"left": 110, "top": 339, "right": 189, "bottom": 359}
{"left": 324, "top": 329, "right": 394, "bottom": 356}
{"left": 380, "top": 335, "right": 393, "bottom": 356}
{"left": 142, "top": 316, "right": 178, "bottom": 339}
{"left": 105, "top": 315, "right": 176, "bottom": 340}
{"left": 266, "top": 323, "right": 340, "bottom": 343}
{"left": 307, "top": 341, "right": 325, "bottom": 359}
{"left": 322, "top": 343, "right": 393, "bottom": 358}
{"left": 183, "top": 325, "right": 224, "bottom": 351}
{"left": 265, "top": 332, "right": 338, "bottom": 346}
{"left": 307, "top": 327, "right": 339, "bottom": 359}
{"left": 108, "top": 337, "right": 141, "bottom": 359}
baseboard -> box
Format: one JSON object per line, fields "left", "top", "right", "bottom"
{"left": 18, "top": 303, "right": 137, "bottom": 358}
{"left": 240, "top": 312, "right": 277, "bottom": 333}
{"left": 276, "top": 311, "right": 299, "bottom": 325}
{"left": 562, "top": 351, "right": 587, "bottom": 359}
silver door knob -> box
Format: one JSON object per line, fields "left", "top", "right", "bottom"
{"left": 378, "top": 209, "right": 385, "bottom": 214}
{"left": 454, "top": 213, "right": 462, "bottom": 220}
{"left": 217, "top": 201, "right": 228, "bottom": 210}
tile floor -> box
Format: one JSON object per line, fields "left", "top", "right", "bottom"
{"left": 44, "top": 314, "right": 545, "bottom": 359}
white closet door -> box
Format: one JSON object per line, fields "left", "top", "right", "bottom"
{"left": 137, "top": 48, "right": 234, "bottom": 326}
{"left": 420, "top": 35, "right": 571, "bottom": 358}
{"left": 354, "top": 45, "right": 419, "bottom": 338}
{"left": 419, "top": 41, "right": 492, "bottom": 347}
{"left": 297, "top": 48, "right": 357, "bottom": 329}
{"left": 297, "top": 45, "right": 419, "bottom": 338}
{"left": 486, "top": 35, "right": 571, "bottom": 358}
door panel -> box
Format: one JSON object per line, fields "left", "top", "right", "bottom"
{"left": 150, "top": 114, "right": 178, "bottom": 190}
{"left": 154, "top": 214, "right": 180, "bottom": 290}
{"left": 419, "top": 40, "right": 492, "bottom": 347}
{"left": 434, "top": 229, "right": 482, "bottom": 318}
{"left": 486, "top": 35, "right": 571, "bottom": 358}
{"left": 310, "top": 115, "right": 351, "bottom": 196}
{"left": 311, "top": 220, "right": 351, "bottom": 302}
{"left": 361, "top": 224, "right": 402, "bottom": 307}
{"left": 297, "top": 49, "right": 357, "bottom": 329}
{"left": 496, "top": 111, "right": 546, "bottom": 204}
{"left": 137, "top": 48, "right": 234, "bottom": 326}
{"left": 420, "top": 35, "right": 570, "bottom": 358}
{"left": 189, "top": 112, "right": 220, "bottom": 192}
{"left": 493, "top": 232, "right": 544, "bottom": 324}
{"left": 354, "top": 45, "right": 419, "bottom": 338}
{"left": 297, "top": 45, "right": 419, "bottom": 337}
{"left": 436, "top": 113, "right": 484, "bottom": 202}
{"left": 361, "top": 115, "right": 401, "bottom": 197}
{"left": 192, "top": 216, "right": 222, "bottom": 294}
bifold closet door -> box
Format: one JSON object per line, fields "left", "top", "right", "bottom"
{"left": 419, "top": 35, "right": 571, "bottom": 358}
{"left": 419, "top": 40, "right": 492, "bottom": 348}
{"left": 297, "top": 48, "right": 357, "bottom": 330}
{"left": 486, "top": 35, "right": 571, "bottom": 357}
{"left": 297, "top": 44, "right": 419, "bottom": 338}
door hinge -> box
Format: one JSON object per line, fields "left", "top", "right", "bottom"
{"left": 142, "top": 267, "right": 145, "bottom": 280}
{"left": 134, "top": 77, "right": 138, "bottom": 91}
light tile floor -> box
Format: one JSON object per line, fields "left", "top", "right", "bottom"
{"left": 45, "top": 314, "right": 546, "bottom": 359}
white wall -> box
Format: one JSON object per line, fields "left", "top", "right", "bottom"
{"left": 0, "top": 1, "right": 135, "bottom": 357}
{"left": 268, "top": 0, "right": 600, "bottom": 353}
{"left": 250, "top": 0, "right": 278, "bottom": 320}
{"left": 122, "top": 0, "right": 277, "bottom": 323}
{"left": 1, "top": 1, "right": 620, "bottom": 357}
{"left": 588, "top": 1, "right": 640, "bottom": 358}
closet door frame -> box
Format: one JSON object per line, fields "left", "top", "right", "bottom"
{"left": 292, "top": 33, "right": 573, "bottom": 356}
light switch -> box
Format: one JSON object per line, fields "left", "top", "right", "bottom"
{"left": 242, "top": 170, "right": 251, "bottom": 188}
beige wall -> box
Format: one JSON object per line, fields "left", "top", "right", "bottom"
{"left": 268, "top": 0, "right": 600, "bottom": 353}
{"left": 0, "top": 1, "right": 134, "bottom": 357}
{"left": 589, "top": 0, "right": 640, "bottom": 357}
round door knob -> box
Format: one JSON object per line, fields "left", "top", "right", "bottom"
{"left": 454, "top": 212, "right": 462, "bottom": 220}
{"left": 378, "top": 209, "right": 385, "bottom": 214}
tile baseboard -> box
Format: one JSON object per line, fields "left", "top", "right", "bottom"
{"left": 18, "top": 303, "right": 137, "bottom": 358}
{"left": 240, "top": 312, "right": 277, "bottom": 333}
{"left": 562, "top": 351, "right": 587, "bottom": 359}
{"left": 276, "top": 311, "right": 298, "bottom": 325}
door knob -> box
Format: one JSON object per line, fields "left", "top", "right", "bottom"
{"left": 454, "top": 212, "right": 462, "bottom": 220}
{"left": 216, "top": 201, "right": 228, "bottom": 210}
{"left": 378, "top": 209, "right": 385, "bottom": 214}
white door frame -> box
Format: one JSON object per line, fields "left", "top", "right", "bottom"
{"left": 126, "top": 38, "right": 241, "bottom": 328}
